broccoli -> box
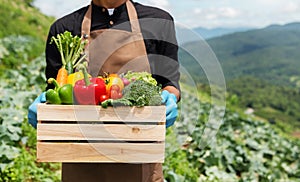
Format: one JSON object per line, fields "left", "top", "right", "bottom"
{"left": 101, "top": 80, "right": 162, "bottom": 107}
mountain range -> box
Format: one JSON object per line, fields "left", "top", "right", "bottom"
{"left": 193, "top": 26, "right": 253, "bottom": 39}
{"left": 179, "top": 22, "right": 300, "bottom": 130}
{"left": 180, "top": 22, "right": 300, "bottom": 87}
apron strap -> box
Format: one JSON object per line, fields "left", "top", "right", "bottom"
{"left": 126, "top": 1, "right": 142, "bottom": 33}
{"left": 81, "top": 4, "right": 92, "bottom": 39}
{"left": 81, "top": 0, "right": 141, "bottom": 39}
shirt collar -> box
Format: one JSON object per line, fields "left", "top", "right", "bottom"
{"left": 91, "top": 1, "right": 126, "bottom": 16}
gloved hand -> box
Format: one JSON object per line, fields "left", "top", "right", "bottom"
{"left": 161, "top": 90, "right": 178, "bottom": 128}
{"left": 28, "top": 92, "right": 46, "bottom": 128}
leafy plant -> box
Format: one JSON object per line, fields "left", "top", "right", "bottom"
{"left": 0, "top": 35, "right": 60, "bottom": 181}
{"left": 163, "top": 89, "right": 300, "bottom": 181}
{"left": 1, "top": 2, "right": 300, "bottom": 181}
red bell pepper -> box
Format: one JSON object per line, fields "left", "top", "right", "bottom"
{"left": 73, "top": 64, "right": 106, "bottom": 105}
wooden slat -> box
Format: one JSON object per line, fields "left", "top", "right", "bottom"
{"left": 37, "top": 104, "right": 166, "bottom": 163}
{"left": 37, "top": 142, "right": 165, "bottom": 163}
{"left": 37, "top": 124, "right": 165, "bottom": 141}
{"left": 37, "top": 104, "right": 166, "bottom": 123}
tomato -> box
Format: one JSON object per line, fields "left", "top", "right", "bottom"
{"left": 106, "top": 76, "right": 124, "bottom": 93}
{"left": 99, "top": 95, "right": 109, "bottom": 103}
{"left": 110, "top": 90, "right": 119, "bottom": 99}
{"left": 110, "top": 89, "right": 123, "bottom": 99}
{"left": 110, "top": 84, "right": 120, "bottom": 92}
{"left": 99, "top": 74, "right": 124, "bottom": 99}
{"left": 117, "top": 92, "right": 123, "bottom": 99}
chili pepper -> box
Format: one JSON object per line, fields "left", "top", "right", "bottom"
{"left": 73, "top": 64, "right": 106, "bottom": 105}
{"left": 46, "top": 78, "right": 73, "bottom": 104}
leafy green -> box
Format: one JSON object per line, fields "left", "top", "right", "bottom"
{"left": 0, "top": 35, "right": 60, "bottom": 181}
{"left": 164, "top": 90, "right": 300, "bottom": 181}
{"left": 227, "top": 76, "right": 300, "bottom": 131}
{"left": 164, "top": 129, "right": 198, "bottom": 181}
{"left": 0, "top": 35, "right": 43, "bottom": 70}
{"left": 50, "top": 31, "right": 87, "bottom": 72}
{"left": 123, "top": 71, "right": 157, "bottom": 86}
{"left": 103, "top": 80, "right": 162, "bottom": 107}
{"left": 101, "top": 98, "right": 133, "bottom": 108}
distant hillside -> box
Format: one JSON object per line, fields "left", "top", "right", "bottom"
{"left": 179, "top": 22, "right": 300, "bottom": 132}
{"left": 208, "top": 22, "right": 300, "bottom": 86}
{"left": 180, "top": 22, "right": 300, "bottom": 87}
{"left": 193, "top": 26, "right": 253, "bottom": 39}
{"left": 0, "top": 0, "right": 54, "bottom": 72}
{"left": 227, "top": 76, "right": 300, "bottom": 131}
{"left": 176, "top": 26, "right": 253, "bottom": 45}
{"left": 0, "top": 0, "right": 54, "bottom": 40}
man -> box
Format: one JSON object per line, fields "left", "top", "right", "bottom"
{"left": 28, "top": 0, "right": 180, "bottom": 181}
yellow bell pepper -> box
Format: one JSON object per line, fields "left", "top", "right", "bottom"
{"left": 106, "top": 74, "right": 124, "bottom": 92}
{"left": 67, "top": 71, "right": 84, "bottom": 86}
{"left": 98, "top": 73, "right": 124, "bottom": 95}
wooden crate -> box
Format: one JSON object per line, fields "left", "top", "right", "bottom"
{"left": 37, "top": 104, "right": 166, "bottom": 163}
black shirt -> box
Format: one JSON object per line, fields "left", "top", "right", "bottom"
{"left": 45, "top": 0, "right": 180, "bottom": 91}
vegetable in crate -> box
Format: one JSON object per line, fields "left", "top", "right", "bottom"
{"left": 99, "top": 73, "right": 124, "bottom": 97}
{"left": 50, "top": 31, "right": 87, "bottom": 77}
{"left": 67, "top": 71, "right": 84, "bottom": 86}
{"left": 46, "top": 88, "right": 61, "bottom": 104}
{"left": 74, "top": 64, "right": 106, "bottom": 105}
{"left": 46, "top": 78, "right": 73, "bottom": 104}
{"left": 101, "top": 79, "right": 162, "bottom": 108}
{"left": 105, "top": 74, "right": 124, "bottom": 93}
{"left": 123, "top": 71, "right": 157, "bottom": 86}
{"left": 56, "top": 67, "right": 68, "bottom": 86}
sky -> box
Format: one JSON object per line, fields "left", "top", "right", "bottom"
{"left": 33, "top": 0, "right": 300, "bottom": 29}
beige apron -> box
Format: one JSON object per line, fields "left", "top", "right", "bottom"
{"left": 62, "top": 1, "right": 163, "bottom": 182}
{"left": 83, "top": 0, "right": 150, "bottom": 77}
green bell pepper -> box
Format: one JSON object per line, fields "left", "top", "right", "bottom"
{"left": 46, "top": 78, "right": 73, "bottom": 104}
{"left": 46, "top": 89, "right": 61, "bottom": 104}
{"left": 59, "top": 84, "right": 73, "bottom": 104}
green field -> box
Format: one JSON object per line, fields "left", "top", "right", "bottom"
{"left": 1, "top": 0, "right": 300, "bottom": 181}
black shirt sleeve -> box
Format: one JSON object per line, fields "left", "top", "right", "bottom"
{"left": 136, "top": 4, "right": 180, "bottom": 92}
{"left": 45, "top": 26, "right": 62, "bottom": 90}
{"left": 151, "top": 19, "right": 180, "bottom": 92}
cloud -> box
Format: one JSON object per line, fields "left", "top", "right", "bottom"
{"left": 193, "top": 7, "right": 240, "bottom": 20}
{"left": 34, "top": 0, "right": 172, "bottom": 18}
{"left": 220, "top": 7, "right": 240, "bottom": 18}
{"left": 185, "top": 0, "right": 300, "bottom": 28}
{"left": 147, "top": 0, "right": 169, "bottom": 7}
{"left": 33, "top": 0, "right": 300, "bottom": 28}
{"left": 33, "top": 0, "right": 90, "bottom": 18}
{"left": 139, "top": 0, "right": 171, "bottom": 11}
{"left": 281, "top": 1, "right": 300, "bottom": 13}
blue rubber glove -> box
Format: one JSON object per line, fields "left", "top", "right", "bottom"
{"left": 28, "top": 92, "right": 46, "bottom": 128}
{"left": 161, "top": 90, "right": 178, "bottom": 128}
